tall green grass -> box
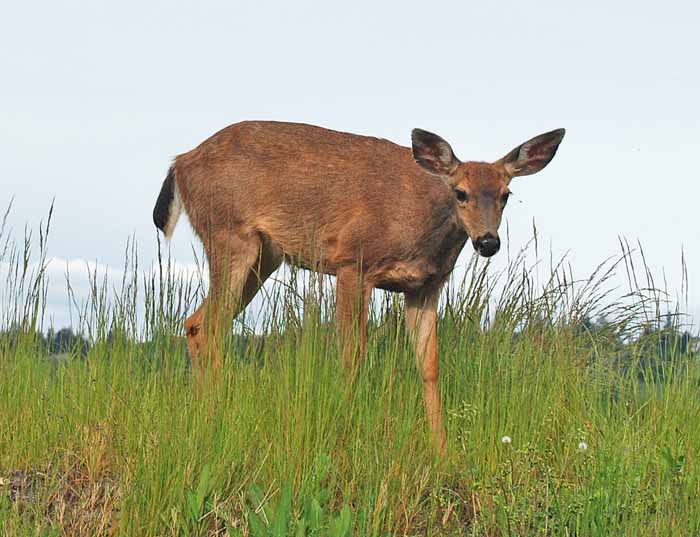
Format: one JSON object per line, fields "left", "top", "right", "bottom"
{"left": 0, "top": 208, "right": 698, "bottom": 536}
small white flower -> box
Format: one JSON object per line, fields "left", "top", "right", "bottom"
{"left": 578, "top": 441, "right": 588, "bottom": 451}
{"left": 501, "top": 435, "right": 512, "bottom": 444}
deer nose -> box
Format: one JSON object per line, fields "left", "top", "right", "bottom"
{"left": 472, "top": 234, "right": 500, "bottom": 258}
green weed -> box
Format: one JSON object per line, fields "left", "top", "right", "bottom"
{"left": 1, "top": 207, "right": 699, "bottom": 536}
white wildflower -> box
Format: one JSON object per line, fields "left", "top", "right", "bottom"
{"left": 501, "top": 435, "right": 512, "bottom": 444}
{"left": 578, "top": 441, "right": 588, "bottom": 451}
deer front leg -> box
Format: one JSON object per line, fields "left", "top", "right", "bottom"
{"left": 335, "top": 266, "right": 371, "bottom": 370}
{"left": 405, "top": 288, "right": 446, "bottom": 455}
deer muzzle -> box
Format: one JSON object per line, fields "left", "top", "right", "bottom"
{"left": 472, "top": 233, "right": 500, "bottom": 258}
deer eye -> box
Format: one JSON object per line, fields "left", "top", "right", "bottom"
{"left": 454, "top": 189, "right": 469, "bottom": 203}
{"left": 501, "top": 191, "right": 511, "bottom": 205}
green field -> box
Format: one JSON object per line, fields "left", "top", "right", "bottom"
{"left": 1, "top": 216, "right": 699, "bottom": 536}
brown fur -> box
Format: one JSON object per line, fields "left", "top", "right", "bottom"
{"left": 159, "top": 120, "right": 565, "bottom": 453}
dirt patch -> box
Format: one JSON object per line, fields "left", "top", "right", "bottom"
{"left": 1, "top": 460, "right": 120, "bottom": 536}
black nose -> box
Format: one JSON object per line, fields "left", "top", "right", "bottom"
{"left": 472, "top": 234, "right": 500, "bottom": 258}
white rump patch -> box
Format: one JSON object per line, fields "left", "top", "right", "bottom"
{"left": 163, "top": 181, "right": 183, "bottom": 240}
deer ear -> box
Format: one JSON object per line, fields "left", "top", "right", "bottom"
{"left": 411, "top": 129, "right": 460, "bottom": 177}
{"left": 498, "top": 128, "right": 565, "bottom": 178}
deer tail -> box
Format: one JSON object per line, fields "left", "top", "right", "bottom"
{"left": 152, "top": 164, "right": 183, "bottom": 240}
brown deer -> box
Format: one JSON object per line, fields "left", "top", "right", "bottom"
{"left": 153, "top": 121, "right": 565, "bottom": 453}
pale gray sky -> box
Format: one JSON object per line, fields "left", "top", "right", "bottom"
{"left": 1, "top": 1, "right": 699, "bottom": 330}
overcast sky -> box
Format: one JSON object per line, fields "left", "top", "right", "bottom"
{"left": 1, "top": 1, "right": 698, "bottom": 331}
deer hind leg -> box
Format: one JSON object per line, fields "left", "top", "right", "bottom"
{"left": 336, "top": 265, "right": 372, "bottom": 371}
{"left": 236, "top": 237, "right": 283, "bottom": 321}
{"left": 405, "top": 288, "right": 446, "bottom": 455}
{"left": 185, "top": 231, "right": 277, "bottom": 385}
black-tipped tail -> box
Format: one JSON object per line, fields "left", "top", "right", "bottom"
{"left": 153, "top": 166, "right": 183, "bottom": 239}
{"left": 153, "top": 166, "right": 176, "bottom": 233}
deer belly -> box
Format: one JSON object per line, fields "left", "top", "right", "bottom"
{"left": 371, "top": 260, "right": 440, "bottom": 293}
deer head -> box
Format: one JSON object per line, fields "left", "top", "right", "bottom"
{"left": 412, "top": 128, "right": 565, "bottom": 257}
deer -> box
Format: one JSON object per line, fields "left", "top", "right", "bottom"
{"left": 153, "top": 121, "right": 565, "bottom": 453}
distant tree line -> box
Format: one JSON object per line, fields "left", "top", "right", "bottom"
{"left": 44, "top": 327, "right": 90, "bottom": 355}
{"left": 0, "top": 324, "right": 90, "bottom": 357}
{"left": 0, "top": 315, "right": 696, "bottom": 381}
{"left": 576, "top": 314, "right": 697, "bottom": 380}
